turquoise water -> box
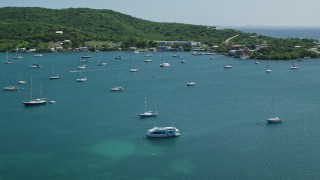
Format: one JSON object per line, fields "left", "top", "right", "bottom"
{"left": 1, "top": 52, "right": 320, "bottom": 179}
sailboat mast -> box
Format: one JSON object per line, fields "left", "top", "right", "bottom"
{"left": 40, "top": 84, "right": 43, "bottom": 99}
{"left": 272, "top": 97, "right": 275, "bottom": 116}
{"left": 30, "top": 76, "right": 33, "bottom": 100}
{"left": 144, "top": 94, "right": 147, "bottom": 112}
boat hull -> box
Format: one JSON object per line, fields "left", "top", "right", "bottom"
{"left": 4, "top": 86, "right": 19, "bottom": 91}
{"left": 139, "top": 112, "right": 157, "bottom": 118}
{"left": 267, "top": 117, "right": 281, "bottom": 123}
{"left": 23, "top": 100, "right": 46, "bottom": 106}
{"left": 49, "top": 76, "right": 62, "bottom": 80}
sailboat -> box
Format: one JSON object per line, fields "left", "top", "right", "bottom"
{"left": 266, "top": 97, "right": 281, "bottom": 123}
{"left": 13, "top": 50, "right": 23, "bottom": 59}
{"left": 114, "top": 48, "right": 125, "bottom": 59}
{"left": 139, "top": 94, "right": 157, "bottom": 117}
{"left": 17, "top": 72, "right": 26, "bottom": 84}
{"left": 129, "top": 55, "right": 138, "bottom": 72}
{"left": 224, "top": 63, "right": 232, "bottom": 69}
{"left": 3, "top": 73, "right": 19, "bottom": 91}
{"left": 4, "top": 85, "right": 19, "bottom": 91}
{"left": 49, "top": 64, "right": 62, "bottom": 80}
{"left": 34, "top": 53, "right": 43, "bottom": 57}
{"left": 290, "top": 61, "right": 298, "bottom": 70}
{"left": 160, "top": 51, "right": 170, "bottom": 67}
{"left": 266, "top": 66, "right": 272, "bottom": 73}
{"left": 97, "top": 52, "right": 107, "bottom": 66}
{"left": 144, "top": 54, "right": 152, "bottom": 62}
{"left": 4, "top": 51, "right": 13, "bottom": 64}
{"left": 180, "top": 56, "right": 186, "bottom": 63}
{"left": 76, "top": 55, "right": 87, "bottom": 82}
{"left": 186, "top": 81, "right": 196, "bottom": 86}
{"left": 111, "top": 73, "right": 124, "bottom": 91}
{"left": 265, "top": 60, "right": 271, "bottom": 73}
{"left": 76, "top": 69, "right": 87, "bottom": 82}
{"left": 23, "top": 76, "right": 46, "bottom": 106}
{"left": 144, "top": 58, "right": 152, "bottom": 63}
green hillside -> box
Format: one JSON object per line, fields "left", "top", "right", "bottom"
{"left": 0, "top": 7, "right": 319, "bottom": 59}
{"left": 0, "top": 7, "right": 240, "bottom": 50}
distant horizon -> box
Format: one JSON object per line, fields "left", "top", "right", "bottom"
{"left": 222, "top": 25, "right": 320, "bottom": 29}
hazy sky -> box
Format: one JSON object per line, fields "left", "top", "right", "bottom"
{"left": 1, "top": 0, "right": 319, "bottom": 27}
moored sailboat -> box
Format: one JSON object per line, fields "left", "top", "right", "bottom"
{"left": 23, "top": 76, "right": 46, "bottom": 106}
{"left": 267, "top": 97, "right": 281, "bottom": 123}
{"left": 49, "top": 64, "right": 63, "bottom": 79}
{"left": 111, "top": 73, "right": 124, "bottom": 91}
{"left": 139, "top": 94, "right": 157, "bottom": 117}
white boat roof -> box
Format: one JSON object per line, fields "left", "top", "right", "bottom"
{"left": 148, "top": 126, "right": 178, "bottom": 131}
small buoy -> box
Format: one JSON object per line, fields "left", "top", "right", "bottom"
{"left": 152, "top": 153, "right": 155, "bottom": 156}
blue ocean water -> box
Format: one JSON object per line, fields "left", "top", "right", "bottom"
{"left": 235, "top": 27, "right": 320, "bottom": 39}
{"left": 1, "top": 49, "right": 320, "bottom": 179}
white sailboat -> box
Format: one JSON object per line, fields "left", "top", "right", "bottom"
{"left": 144, "top": 54, "right": 152, "bottom": 62}
{"left": 76, "top": 69, "right": 87, "bottom": 82}
{"left": 4, "top": 85, "right": 19, "bottom": 91}
{"left": 4, "top": 73, "right": 18, "bottom": 91}
{"left": 114, "top": 48, "right": 125, "bottom": 59}
{"left": 290, "top": 61, "right": 298, "bottom": 70}
{"left": 139, "top": 94, "right": 157, "bottom": 117}
{"left": 111, "top": 73, "right": 124, "bottom": 91}
{"left": 97, "top": 52, "right": 107, "bottom": 66}
{"left": 49, "top": 64, "right": 62, "bottom": 79}
{"left": 186, "top": 81, "right": 196, "bottom": 86}
{"left": 34, "top": 53, "right": 43, "bottom": 57}
{"left": 266, "top": 67, "right": 272, "bottom": 73}
{"left": 129, "top": 55, "right": 138, "bottom": 72}
{"left": 180, "top": 56, "right": 186, "bottom": 63}
{"left": 267, "top": 97, "right": 281, "bottom": 123}
{"left": 17, "top": 80, "right": 26, "bottom": 84}
{"left": 17, "top": 72, "right": 26, "bottom": 84}
{"left": 13, "top": 51, "right": 23, "bottom": 59}
{"left": 4, "top": 51, "right": 13, "bottom": 64}
{"left": 144, "top": 59, "right": 152, "bottom": 62}
{"left": 23, "top": 76, "right": 46, "bottom": 106}
{"left": 266, "top": 61, "right": 271, "bottom": 73}
{"left": 143, "top": 54, "right": 153, "bottom": 57}
{"left": 29, "top": 64, "right": 41, "bottom": 68}
{"left": 224, "top": 63, "right": 232, "bottom": 69}
{"left": 160, "top": 51, "right": 170, "bottom": 67}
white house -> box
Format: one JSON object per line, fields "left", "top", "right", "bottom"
{"left": 55, "top": 31, "right": 63, "bottom": 35}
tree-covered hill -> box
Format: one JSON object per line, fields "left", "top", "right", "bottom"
{"left": 0, "top": 7, "right": 319, "bottom": 59}
{"left": 0, "top": 7, "right": 240, "bottom": 50}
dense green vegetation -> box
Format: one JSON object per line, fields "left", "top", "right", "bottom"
{"left": 0, "top": 7, "right": 319, "bottom": 59}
